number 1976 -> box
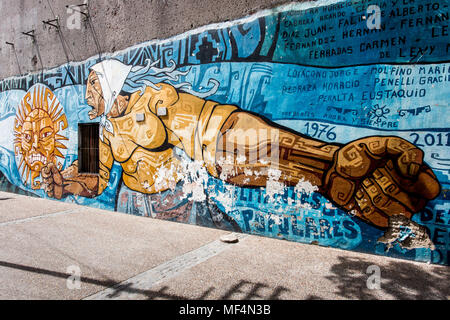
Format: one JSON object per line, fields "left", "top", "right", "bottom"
{"left": 304, "top": 122, "right": 337, "bottom": 141}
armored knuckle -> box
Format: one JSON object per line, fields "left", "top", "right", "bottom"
{"left": 327, "top": 173, "right": 355, "bottom": 206}
{"left": 379, "top": 179, "right": 397, "bottom": 195}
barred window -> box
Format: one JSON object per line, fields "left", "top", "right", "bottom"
{"left": 78, "top": 123, "right": 99, "bottom": 174}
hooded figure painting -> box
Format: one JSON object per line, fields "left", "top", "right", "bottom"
{"left": 89, "top": 59, "right": 132, "bottom": 141}
{"left": 40, "top": 58, "right": 440, "bottom": 232}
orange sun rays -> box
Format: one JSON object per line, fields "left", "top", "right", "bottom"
{"left": 14, "top": 84, "right": 68, "bottom": 187}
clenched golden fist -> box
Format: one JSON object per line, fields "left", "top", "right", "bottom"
{"left": 323, "top": 136, "right": 440, "bottom": 228}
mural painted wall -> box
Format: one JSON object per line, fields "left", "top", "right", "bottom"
{"left": 0, "top": 0, "right": 449, "bottom": 265}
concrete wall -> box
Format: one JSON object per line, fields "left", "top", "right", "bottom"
{"left": 0, "top": 0, "right": 289, "bottom": 80}
{"left": 0, "top": 0, "right": 449, "bottom": 266}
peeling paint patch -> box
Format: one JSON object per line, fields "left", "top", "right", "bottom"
{"left": 378, "top": 215, "right": 435, "bottom": 251}
{"left": 294, "top": 179, "right": 318, "bottom": 196}
{"left": 266, "top": 169, "right": 286, "bottom": 202}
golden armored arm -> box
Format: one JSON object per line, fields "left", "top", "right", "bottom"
{"left": 205, "top": 111, "right": 440, "bottom": 228}
{"left": 212, "top": 111, "right": 340, "bottom": 188}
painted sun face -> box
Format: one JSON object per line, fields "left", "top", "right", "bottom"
{"left": 21, "top": 109, "right": 55, "bottom": 170}
{"left": 14, "top": 84, "right": 68, "bottom": 189}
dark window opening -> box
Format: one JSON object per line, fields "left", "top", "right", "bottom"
{"left": 78, "top": 123, "right": 99, "bottom": 174}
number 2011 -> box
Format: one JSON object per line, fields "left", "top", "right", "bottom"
{"left": 409, "top": 133, "right": 450, "bottom": 147}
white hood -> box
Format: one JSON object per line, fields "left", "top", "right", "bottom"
{"left": 90, "top": 59, "right": 132, "bottom": 141}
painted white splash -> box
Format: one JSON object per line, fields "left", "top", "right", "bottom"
{"left": 153, "top": 163, "right": 179, "bottom": 192}
{"left": 214, "top": 184, "right": 237, "bottom": 213}
{"left": 153, "top": 158, "right": 210, "bottom": 202}
{"left": 268, "top": 168, "right": 281, "bottom": 181}
{"left": 291, "top": 178, "right": 319, "bottom": 211}
{"left": 265, "top": 168, "right": 286, "bottom": 203}
{"left": 180, "top": 160, "right": 210, "bottom": 202}
{"left": 270, "top": 214, "right": 283, "bottom": 225}
{"left": 294, "top": 178, "right": 319, "bottom": 195}
{"left": 217, "top": 156, "right": 236, "bottom": 181}
{"left": 236, "top": 154, "right": 246, "bottom": 164}
{"left": 325, "top": 203, "right": 336, "bottom": 210}
{"left": 151, "top": 155, "right": 324, "bottom": 218}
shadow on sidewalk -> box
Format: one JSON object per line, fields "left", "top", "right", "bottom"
{"left": 308, "top": 255, "right": 450, "bottom": 300}
{"left": 3, "top": 256, "right": 448, "bottom": 300}
{"left": 0, "top": 260, "right": 290, "bottom": 300}
{"left": 112, "top": 280, "right": 291, "bottom": 300}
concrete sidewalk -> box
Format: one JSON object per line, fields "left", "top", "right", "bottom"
{"left": 0, "top": 191, "right": 448, "bottom": 300}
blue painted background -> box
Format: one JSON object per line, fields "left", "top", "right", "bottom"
{"left": 0, "top": 0, "right": 448, "bottom": 265}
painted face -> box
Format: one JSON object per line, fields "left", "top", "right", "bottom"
{"left": 21, "top": 109, "right": 56, "bottom": 172}
{"left": 14, "top": 84, "right": 68, "bottom": 189}
{"left": 85, "top": 71, "right": 105, "bottom": 120}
